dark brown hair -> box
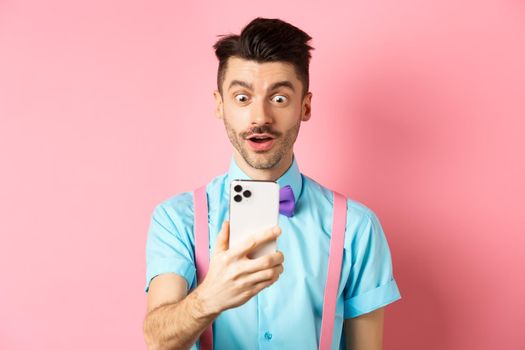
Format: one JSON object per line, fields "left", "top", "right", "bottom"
{"left": 213, "top": 17, "right": 314, "bottom": 97}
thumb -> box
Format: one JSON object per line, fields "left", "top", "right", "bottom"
{"left": 215, "top": 220, "right": 230, "bottom": 253}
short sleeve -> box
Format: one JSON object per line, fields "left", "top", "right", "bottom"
{"left": 343, "top": 208, "right": 401, "bottom": 318}
{"left": 144, "top": 197, "right": 196, "bottom": 293}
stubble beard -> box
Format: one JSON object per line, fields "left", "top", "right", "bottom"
{"left": 223, "top": 116, "right": 301, "bottom": 170}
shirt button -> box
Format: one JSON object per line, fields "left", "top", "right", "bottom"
{"left": 264, "top": 331, "right": 273, "bottom": 340}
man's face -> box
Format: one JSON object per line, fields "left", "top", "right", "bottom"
{"left": 214, "top": 57, "right": 312, "bottom": 170}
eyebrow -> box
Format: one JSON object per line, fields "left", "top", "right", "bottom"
{"left": 227, "top": 80, "right": 296, "bottom": 93}
{"left": 269, "top": 80, "right": 295, "bottom": 92}
{"left": 228, "top": 80, "right": 252, "bottom": 91}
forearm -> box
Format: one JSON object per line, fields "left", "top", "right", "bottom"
{"left": 143, "top": 287, "right": 220, "bottom": 350}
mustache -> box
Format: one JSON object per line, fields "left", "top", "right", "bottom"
{"left": 242, "top": 126, "right": 282, "bottom": 139}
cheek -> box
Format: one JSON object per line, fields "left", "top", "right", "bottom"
{"left": 224, "top": 104, "right": 250, "bottom": 124}
{"left": 275, "top": 105, "right": 302, "bottom": 127}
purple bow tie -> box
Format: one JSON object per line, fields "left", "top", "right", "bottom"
{"left": 279, "top": 185, "right": 296, "bottom": 217}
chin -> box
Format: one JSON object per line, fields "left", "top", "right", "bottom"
{"left": 248, "top": 153, "right": 284, "bottom": 170}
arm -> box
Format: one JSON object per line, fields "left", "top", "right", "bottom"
{"left": 344, "top": 307, "right": 385, "bottom": 350}
{"left": 143, "top": 221, "right": 284, "bottom": 350}
{"left": 143, "top": 274, "right": 219, "bottom": 350}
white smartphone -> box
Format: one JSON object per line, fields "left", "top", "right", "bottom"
{"left": 229, "top": 179, "right": 280, "bottom": 259}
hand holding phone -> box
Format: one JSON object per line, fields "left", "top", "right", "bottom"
{"left": 195, "top": 221, "right": 284, "bottom": 315}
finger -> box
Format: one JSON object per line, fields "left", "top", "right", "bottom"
{"left": 240, "top": 251, "right": 284, "bottom": 275}
{"left": 229, "top": 226, "right": 281, "bottom": 258}
{"left": 241, "top": 264, "right": 284, "bottom": 286}
{"left": 214, "top": 221, "right": 230, "bottom": 253}
{"left": 249, "top": 271, "right": 281, "bottom": 294}
{"left": 229, "top": 226, "right": 280, "bottom": 257}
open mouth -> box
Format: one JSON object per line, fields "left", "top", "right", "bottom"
{"left": 250, "top": 137, "right": 273, "bottom": 143}
{"left": 246, "top": 134, "right": 276, "bottom": 151}
{"left": 247, "top": 133, "right": 276, "bottom": 142}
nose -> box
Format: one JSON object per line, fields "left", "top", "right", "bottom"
{"left": 250, "top": 97, "right": 273, "bottom": 126}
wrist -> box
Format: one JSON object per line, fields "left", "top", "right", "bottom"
{"left": 191, "top": 285, "right": 221, "bottom": 320}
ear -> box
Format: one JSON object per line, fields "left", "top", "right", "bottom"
{"left": 213, "top": 90, "right": 224, "bottom": 120}
{"left": 301, "top": 92, "right": 312, "bottom": 122}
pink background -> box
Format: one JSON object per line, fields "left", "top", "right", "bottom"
{"left": 1, "top": 1, "right": 524, "bottom": 349}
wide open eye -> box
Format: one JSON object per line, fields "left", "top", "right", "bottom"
{"left": 271, "top": 95, "right": 288, "bottom": 104}
{"left": 235, "top": 94, "right": 249, "bottom": 103}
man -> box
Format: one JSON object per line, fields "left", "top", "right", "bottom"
{"left": 143, "top": 17, "right": 401, "bottom": 350}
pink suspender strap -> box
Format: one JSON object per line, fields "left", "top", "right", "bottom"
{"left": 194, "top": 185, "right": 213, "bottom": 350}
{"left": 319, "top": 191, "right": 347, "bottom": 350}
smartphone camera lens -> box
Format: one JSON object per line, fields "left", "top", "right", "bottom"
{"left": 234, "top": 185, "right": 243, "bottom": 192}
{"left": 234, "top": 194, "right": 242, "bottom": 202}
{"left": 243, "top": 190, "right": 251, "bottom": 198}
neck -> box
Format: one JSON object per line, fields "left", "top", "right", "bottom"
{"left": 233, "top": 150, "right": 293, "bottom": 181}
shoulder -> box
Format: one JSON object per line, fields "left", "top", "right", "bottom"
{"left": 149, "top": 191, "right": 194, "bottom": 231}
{"left": 150, "top": 172, "right": 228, "bottom": 226}
{"left": 346, "top": 198, "right": 378, "bottom": 230}
{"left": 302, "top": 174, "right": 376, "bottom": 221}
{"left": 301, "top": 174, "right": 382, "bottom": 241}
{"left": 300, "top": 174, "right": 336, "bottom": 207}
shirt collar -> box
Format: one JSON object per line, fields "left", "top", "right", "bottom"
{"left": 226, "top": 153, "right": 303, "bottom": 203}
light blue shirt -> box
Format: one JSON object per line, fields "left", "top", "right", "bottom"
{"left": 145, "top": 154, "right": 401, "bottom": 349}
